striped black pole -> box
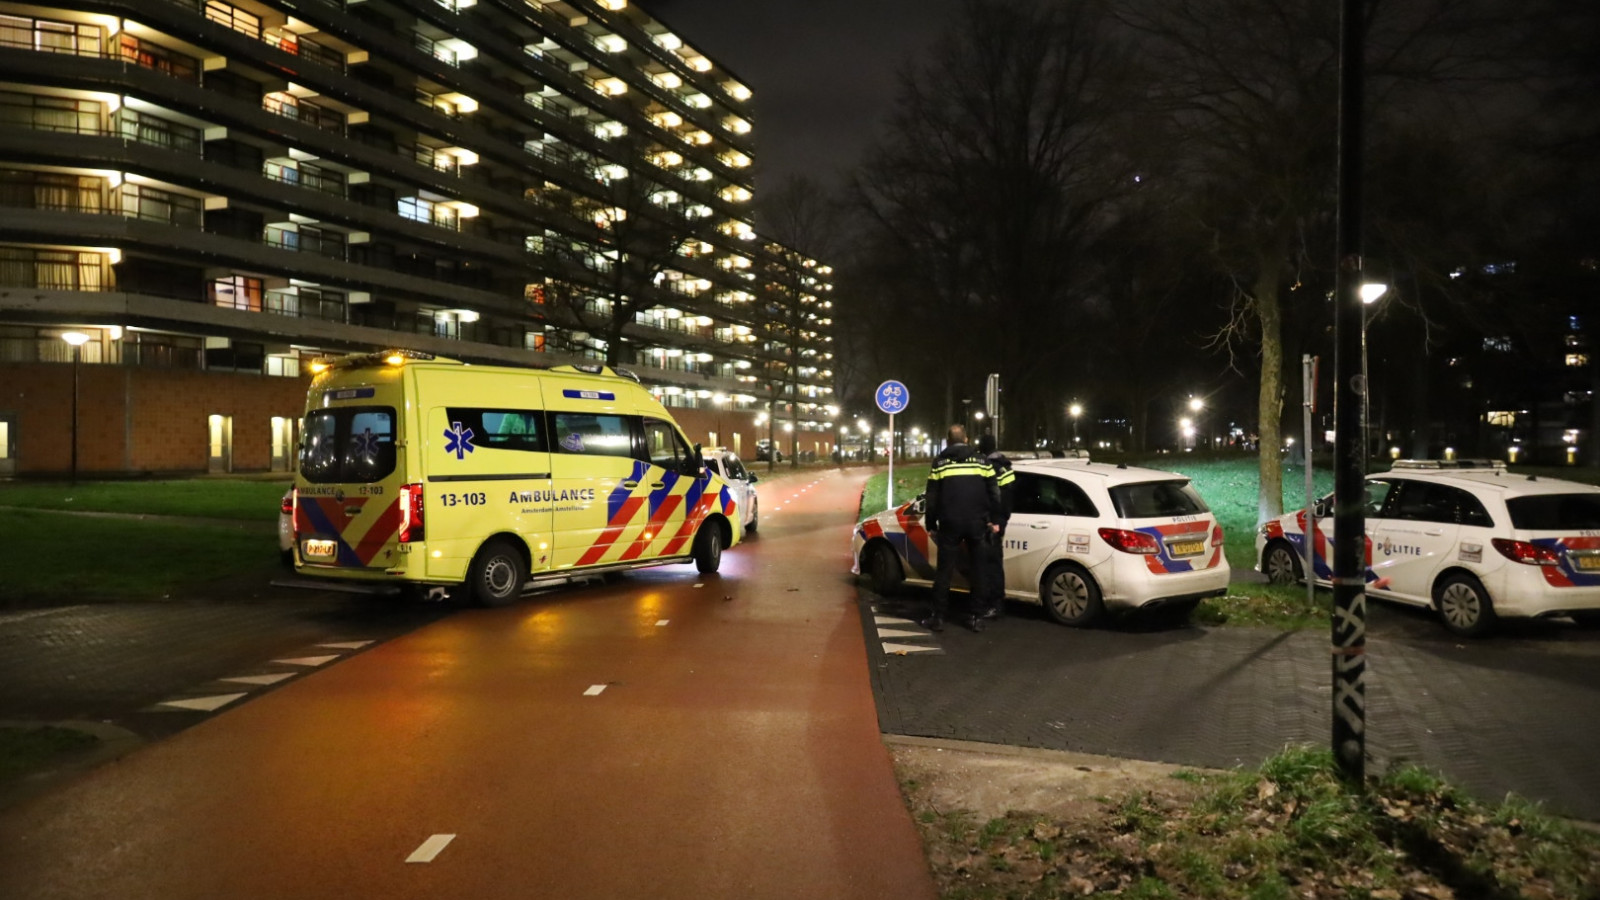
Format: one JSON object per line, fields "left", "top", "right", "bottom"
{"left": 1332, "top": 0, "right": 1368, "bottom": 786}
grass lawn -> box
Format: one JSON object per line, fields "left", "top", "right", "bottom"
{"left": 0, "top": 509, "right": 281, "bottom": 604}
{"left": 908, "top": 745, "right": 1600, "bottom": 900}
{"left": 0, "top": 726, "right": 100, "bottom": 789}
{"left": 0, "top": 479, "right": 287, "bottom": 521}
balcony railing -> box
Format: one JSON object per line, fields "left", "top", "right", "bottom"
{"left": 413, "top": 33, "right": 458, "bottom": 67}
{"left": 262, "top": 226, "right": 347, "bottom": 260}
{"left": 262, "top": 29, "right": 345, "bottom": 72}
{"left": 262, "top": 94, "right": 346, "bottom": 134}
{"left": 262, "top": 164, "right": 347, "bottom": 197}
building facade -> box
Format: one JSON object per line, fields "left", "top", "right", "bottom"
{"left": 0, "top": 0, "right": 835, "bottom": 476}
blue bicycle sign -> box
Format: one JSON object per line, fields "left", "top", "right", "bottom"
{"left": 875, "top": 380, "right": 909, "bottom": 415}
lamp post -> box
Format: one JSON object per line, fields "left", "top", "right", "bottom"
{"left": 62, "top": 331, "right": 90, "bottom": 484}
{"left": 1069, "top": 402, "right": 1083, "bottom": 446}
{"left": 1359, "top": 282, "right": 1388, "bottom": 471}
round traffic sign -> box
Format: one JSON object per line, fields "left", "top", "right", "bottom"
{"left": 875, "top": 380, "right": 909, "bottom": 415}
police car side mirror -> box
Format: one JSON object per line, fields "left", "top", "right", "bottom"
{"left": 748, "top": 472, "right": 758, "bottom": 484}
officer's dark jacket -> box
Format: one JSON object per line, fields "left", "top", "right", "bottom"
{"left": 986, "top": 451, "right": 1016, "bottom": 527}
{"left": 924, "top": 442, "right": 1000, "bottom": 530}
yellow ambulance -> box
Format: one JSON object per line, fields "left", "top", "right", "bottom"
{"left": 290, "top": 351, "right": 741, "bottom": 606}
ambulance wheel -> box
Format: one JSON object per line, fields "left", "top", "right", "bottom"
{"left": 1042, "top": 563, "right": 1103, "bottom": 627}
{"left": 1435, "top": 572, "right": 1496, "bottom": 637}
{"left": 468, "top": 539, "right": 526, "bottom": 607}
{"left": 867, "top": 542, "right": 904, "bottom": 596}
{"left": 692, "top": 524, "right": 723, "bottom": 574}
{"left": 1262, "top": 542, "right": 1303, "bottom": 586}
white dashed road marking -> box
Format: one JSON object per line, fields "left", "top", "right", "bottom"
{"left": 218, "top": 672, "right": 295, "bottom": 685}
{"left": 158, "top": 693, "right": 248, "bottom": 712}
{"left": 272, "top": 655, "right": 339, "bottom": 667}
{"left": 584, "top": 684, "right": 607, "bottom": 696}
{"left": 877, "top": 628, "right": 927, "bottom": 639}
{"left": 656, "top": 619, "right": 670, "bottom": 627}
{"left": 873, "top": 616, "right": 919, "bottom": 626}
{"left": 316, "top": 641, "right": 374, "bottom": 650}
{"left": 881, "top": 642, "right": 940, "bottom": 654}
{"left": 405, "top": 834, "right": 456, "bottom": 863}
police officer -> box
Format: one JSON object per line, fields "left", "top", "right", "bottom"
{"left": 975, "top": 433, "right": 1015, "bottom": 620}
{"left": 922, "top": 424, "right": 1000, "bottom": 632}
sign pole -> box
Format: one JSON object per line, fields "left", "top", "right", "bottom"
{"left": 1304, "top": 354, "right": 1318, "bottom": 613}
{"left": 887, "top": 412, "right": 895, "bottom": 509}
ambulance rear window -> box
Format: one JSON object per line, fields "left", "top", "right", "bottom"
{"left": 1506, "top": 494, "right": 1600, "bottom": 530}
{"left": 301, "top": 406, "right": 396, "bottom": 483}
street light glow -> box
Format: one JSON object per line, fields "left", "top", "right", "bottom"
{"left": 1360, "top": 282, "right": 1389, "bottom": 304}
{"left": 1189, "top": 396, "right": 1204, "bottom": 412}
{"left": 61, "top": 331, "right": 90, "bottom": 347}
{"left": 1069, "top": 403, "right": 1082, "bottom": 418}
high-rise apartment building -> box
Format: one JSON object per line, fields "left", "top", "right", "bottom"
{"left": 0, "top": 0, "right": 836, "bottom": 475}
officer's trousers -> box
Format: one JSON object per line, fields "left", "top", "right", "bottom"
{"left": 929, "top": 519, "right": 988, "bottom": 619}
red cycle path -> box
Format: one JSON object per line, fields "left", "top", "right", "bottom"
{"left": 0, "top": 468, "right": 935, "bottom": 900}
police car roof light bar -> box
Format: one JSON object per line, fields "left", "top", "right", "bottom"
{"left": 1391, "top": 459, "right": 1507, "bottom": 470}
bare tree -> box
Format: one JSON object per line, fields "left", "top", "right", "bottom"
{"left": 856, "top": 0, "right": 1137, "bottom": 444}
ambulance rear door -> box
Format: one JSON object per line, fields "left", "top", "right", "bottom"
{"left": 296, "top": 379, "right": 406, "bottom": 573}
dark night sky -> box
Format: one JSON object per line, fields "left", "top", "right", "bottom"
{"left": 635, "top": 0, "right": 965, "bottom": 192}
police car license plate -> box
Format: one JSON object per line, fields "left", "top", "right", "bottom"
{"left": 303, "top": 539, "right": 337, "bottom": 559}
{"left": 1575, "top": 555, "right": 1600, "bottom": 571}
{"left": 1170, "top": 540, "right": 1206, "bottom": 557}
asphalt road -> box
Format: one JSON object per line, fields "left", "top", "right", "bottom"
{"left": 862, "top": 579, "right": 1600, "bottom": 821}
{"left": 0, "top": 469, "right": 934, "bottom": 900}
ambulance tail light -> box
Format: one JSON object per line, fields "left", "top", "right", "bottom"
{"left": 1491, "top": 538, "right": 1560, "bottom": 566}
{"left": 1211, "top": 524, "right": 1225, "bottom": 547}
{"left": 398, "top": 483, "right": 425, "bottom": 543}
{"left": 1098, "top": 528, "right": 1160, "bottom": 555}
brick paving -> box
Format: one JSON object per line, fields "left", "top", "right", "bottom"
{"left": 863, "top": 595, "right": 1600, "bottom": 821}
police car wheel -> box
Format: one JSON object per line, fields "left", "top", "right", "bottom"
{"left": 1435, "top": 573, "right": 1495, "bottom": 637}
{"left": 469, "top": 539, "right": 526, "bottom": 608}
{"left": 746, "top": 498, "right": 759, "bottom": 534}
{"left": 1042, "top": 564, "right": 1103, "bottom": 627}
{"left": 868, "top": 543, "right": 903, "bottom": 595}
{"left": 1262, "top": 543, "right": 1302, "bottom": 586}
{"left": 692, "top": 524, "right": 723, "bottom": 574}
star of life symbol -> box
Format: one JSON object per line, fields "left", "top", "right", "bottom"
{"left": 444, "top": 421, "right": 476, "bottom": 460}
{"left": 352, "top": 427, "right": 380, "bottom": 459}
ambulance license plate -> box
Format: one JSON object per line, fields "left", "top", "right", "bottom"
{"left": 1170, "top": 540, "right": 1206, "bottom": 557}
{"left": 1575, "top": 555, "right": 1600, "bottom": 571}
{"left": 303, "top": 539, "right": 337, "bottom": 559}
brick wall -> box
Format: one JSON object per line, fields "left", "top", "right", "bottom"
{"left": 0, "top": 363, "right": 311, "bottom": 476}
{"left": 668, "top": 407, "right": 834, "bottom": 460}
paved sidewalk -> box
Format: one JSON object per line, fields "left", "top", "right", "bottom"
{"left": 863, "top": 598, "right": 1600, "bottom": 821}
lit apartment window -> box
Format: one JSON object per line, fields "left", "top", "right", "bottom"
{"left": 205, "top": 0, "right": 262, "bottom": 39}
{"left": 1568, "top": 354, "right": 1591, "bottom": 367}
{"left": 210, "top": 275, "right": 263, "bottom": 312}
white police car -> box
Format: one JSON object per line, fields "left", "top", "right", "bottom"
{"left": 1255, "top": 459, "right": 1600, "bottom": 636}
{"left": 852, "top": 457, "right": 1229, "bottom": 625}
{"left": 702, "top": 448, "right": 759, "bottom": 534}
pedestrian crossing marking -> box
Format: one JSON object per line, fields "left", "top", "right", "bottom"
{"left": 272, "top": 655, "right": 339, "bottom": 667}
{"left": 877, "top": 628, "right": 928, "bottom": 639}
{"left": 881, "top": 642, "right": 940, "bottom": 654}
{"left": 584, "top": 684, "right": 607, "bottom": 696}
{"left": 874, "top": 616, "right": 919, "bottom": 626}
{"left": 406, "top": 834, "right": 456, "bottom": 863}
{"left": 219, "top": 673, "right": 295, "bottom": 685}
{"left": 316, "top": 641, "right": 373, "bottom": 650}
{"left": 158, "top": 693, "right": 248, "bottom": 712}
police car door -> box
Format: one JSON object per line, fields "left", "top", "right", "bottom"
{"left": 1006, "top": 472, "right": 1085, "bottom": 593}
{"left": 1368, "top": 480, "right": 1461, "bottom": 603}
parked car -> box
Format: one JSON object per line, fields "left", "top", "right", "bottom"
{"left": 852, "top": 457, "right": 1229, "bottom": 625}
{"left": 278, "top": 488, "right": 295, "bottom": 566}
{"left": 702, "top": 448, "right": 759, "bottom": 534}
{"left": 1256, "top": 459, "right": 1600, "bottom": 636}
{"left": 754, "top": 439, "right": 783, "bottom": 463}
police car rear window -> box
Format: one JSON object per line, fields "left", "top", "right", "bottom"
{"left": 1109, "top": 480, "right": 1208, "bottom": 519}
{"left": 1506, "top": 494, "right": 1600, "bottom": 530}
{"left": 301, "top": 407, "right": 395, "bottom": 484}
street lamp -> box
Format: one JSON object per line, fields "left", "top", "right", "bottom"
{"left": 1360, "top": 281, "right": 1389, "bottom": 469}
{"left": 62, "top": 331, "right": 90, "bottom": 484}
{"left": 1069, "top": 403, "right": 1083, "bottom": 445}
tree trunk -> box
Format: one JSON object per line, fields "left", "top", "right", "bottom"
{"left": 1256, "top": 265, "right": 1284, "bottom": 525}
